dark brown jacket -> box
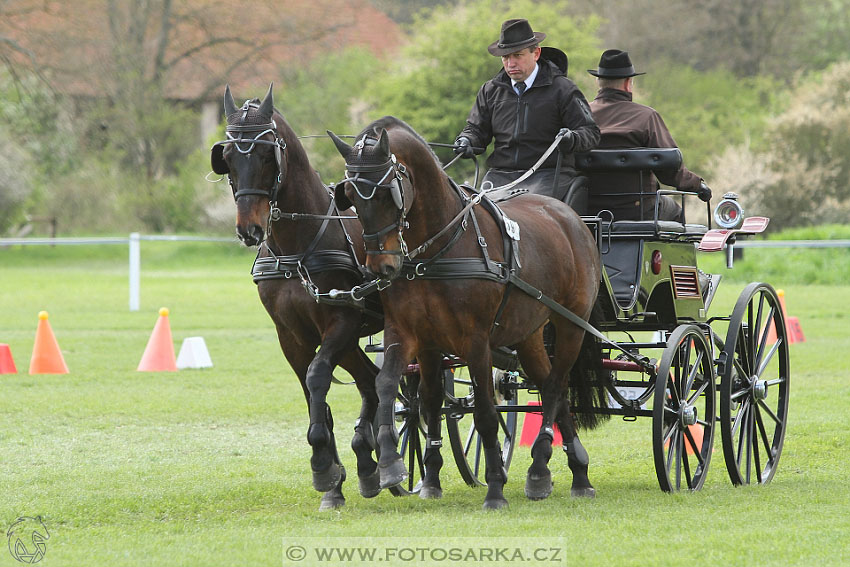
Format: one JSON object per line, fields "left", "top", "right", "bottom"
{"left": 459, "top": 59, "right": 599, "bottom": 171}
{"left": 588, "top": 88, "right": 701, "bottom": 218}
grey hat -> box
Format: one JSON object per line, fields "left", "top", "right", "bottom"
{"left": 488, "top": 19, "right": 546, "bottom": 56}
{"left": 588, "top": 49, "right": 646, "bottom": 78}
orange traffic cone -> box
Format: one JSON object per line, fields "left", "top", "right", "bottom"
{"left": 767, "top": 289, "right": 805, "bottom": 344}
{"left": 666, "top": 424, "right": 705, "bottom": 456}
{"left": 137, "top": 307, "right": 178, "bottom": 372}
{"left": 519, "top": 401, "right": 564, "bottom": 446}
{"left": 0, "top": 343, "right": 18, "bottom": 374}
{"left": 29, "top": 311, "right": 70, "bottom": 374}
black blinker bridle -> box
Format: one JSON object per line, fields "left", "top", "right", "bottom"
{"left": 212, "top": 103, "right": 288, "bottom": 220}
{"left": 339, "top": 137, "right": 411, "bottom": 257}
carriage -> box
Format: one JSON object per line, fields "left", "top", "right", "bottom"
{"left": 359, "top": 145, "right": 789, "bottom": 495}
{"left": 213, "top": 86, "right": 789, "bottom": 509}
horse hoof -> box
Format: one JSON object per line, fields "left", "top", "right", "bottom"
{"left": 318, "top": 493, "right": 345, "bottom": 511}
{"left": 378, "top": 458, "right": 408, "bottom": 489}
{"left": 419, "top": 484, "right": 443, "bottom": 500}
{"left": 483, "top": 497, "right": 509, "bottom": 510}
{"left": 358, "top": 469, "right": 382, "bottom": 499}
{"left": 312, "top": 462, "right": 342, "bottom": 493}
{"left": 525, "top": 472, "right": 553, "bottom": 501}
{"left": 571, "top": 486, "right": 596, "bottom": 499}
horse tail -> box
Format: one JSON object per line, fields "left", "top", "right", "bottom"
{"left": 568, "top": 303, "right": 610, "bottom": 430}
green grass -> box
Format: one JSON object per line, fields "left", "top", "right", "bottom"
{"left": 698, "top": 223, "right": 850, "bottom": 285}
{"left": 1, "top": 241, "right": 849, "bottom": 566}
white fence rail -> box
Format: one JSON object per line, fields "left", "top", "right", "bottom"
{"left": 1, "top": 233, "right": 236, "bottom": 311}
{"left": 2, "top": 234, "right": 849, "bottom": 311}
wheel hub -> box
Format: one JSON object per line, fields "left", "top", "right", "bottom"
{"left": 679, "top": 404, "right": 698, "bottom": 427}
{"left": 752, "top": 378, "right": 768, "bottom": 400}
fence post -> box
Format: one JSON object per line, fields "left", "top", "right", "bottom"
{"left": 129, "top": 232, "right": 140, "bottom": 311}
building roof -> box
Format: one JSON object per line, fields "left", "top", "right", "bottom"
{"left": 2, "top": 0, "right": 403, "bottom": 101}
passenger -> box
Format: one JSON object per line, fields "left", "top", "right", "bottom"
{"left": 454, "top": 18, "right": 600, "bottom": 213}
{"left": 587, "top": 49, "right": 711, "bottom": 221}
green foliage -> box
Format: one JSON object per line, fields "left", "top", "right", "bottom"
{"left": 365, "top": 0, "right": 601, "bottom": 160}
{"left": 639, "top": 65, "right": 783, "bottom": 174}
{"left": 739, "top": 61, "right": 850, "bottom": 227}
{"left": 0, "top": 73, "right": 78, "bottom": 234}
{"left": 273, "top": 48, "right": 382, "bottom": 180}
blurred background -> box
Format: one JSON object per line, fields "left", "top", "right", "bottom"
{"left": 2, "top": 0, "right": 849, "bottom": 237}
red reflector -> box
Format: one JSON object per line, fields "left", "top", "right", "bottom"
{"left": 651, "top": 250, "right": 662, "bottom": 274}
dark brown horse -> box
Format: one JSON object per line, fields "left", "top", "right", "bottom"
{"left": 329, "top": 117, "right": 608, "bottom": 509}
{"left": 211, "top": 85, "right": 383, "bottom": 510}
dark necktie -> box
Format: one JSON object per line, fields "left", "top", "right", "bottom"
{"left": 516, "top": 81, "right": 526, "bottom": 96}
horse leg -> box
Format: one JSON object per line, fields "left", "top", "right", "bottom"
{"left": 373, "top": 334, "right": 416, "bottom": 489}
{"left": 525, "top": 376, "right": 562, "bottom": 500}
{"left": 556, "top": 400, "right": 595, "bottom": 498}
{"left": 304, "top": 332, "right": 352, "bottom": 494}
{"left": 552, "top": 321, "right": 597, "bottom": 498}
{"left": 277, "top": 333, "right": 347, "bottom": 510}
{"left": 466, "top": 347, "right": 508, "bottom": 510}
{"left": 418, "top": 351, "right": 446, "bottom": 499}
{"left": 340, "top": 347, "right": 382, "bottom": 498}
{"left": 513, "top": 332, "right": 559, "bottom": 500}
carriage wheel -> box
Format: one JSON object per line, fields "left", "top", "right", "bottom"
{"left": 445, "top": 367, "right": 518, "bottom": 487}
{"left": 720, "top": 283, "right": 790, "bottom": 486}
{"left": 652, "top": 324, "right": 716, "bottom": 492}
{"left": 389, "top": 372, "right": 425, "bottom": 495}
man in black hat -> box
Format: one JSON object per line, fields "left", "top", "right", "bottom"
{"left": 587, "top": 49, "right": 711, "bottom": 221}
{"left": 454, "top": 18, "right": 599, "bottom": 211}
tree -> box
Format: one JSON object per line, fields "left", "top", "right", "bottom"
{"left": 568, "top": 0, "right": 814, "bottom": 80}
{"left": 745, "top": 61, "right": 850, "bottom": 227}
{"left": 638, "top": 65, "right": 782, "bottom": 174}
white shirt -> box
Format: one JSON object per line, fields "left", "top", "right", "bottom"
{"left": 512, "top": 63, "right": 539, "bottom": 95}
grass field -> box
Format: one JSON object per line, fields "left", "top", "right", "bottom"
{"left": 1, "top": 241, "right": 849, "bottom": 566}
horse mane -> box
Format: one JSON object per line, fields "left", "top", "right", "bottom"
{"left": 358, "top": 116, "right": 442, "bottom": 167}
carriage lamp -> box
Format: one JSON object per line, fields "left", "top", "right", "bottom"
{"left": 714, "top": 192, "right": 744, "bottom": 230}
{"left": 651, "top": 250, "right": 663, "bottom": 274}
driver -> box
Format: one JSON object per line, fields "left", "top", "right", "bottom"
{"left": 453, "top": 18, "right": 600, "bottom": 213}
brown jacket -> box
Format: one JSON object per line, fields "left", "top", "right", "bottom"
{"left": 588, "top": 88, "right": 701, "bottom": 219}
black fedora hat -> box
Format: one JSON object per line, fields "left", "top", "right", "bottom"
{"left": 588, "top": 49, "right": 646, "bottom": 78}
{"left": 488, "top": 19, "right": 546, "bottom": 56}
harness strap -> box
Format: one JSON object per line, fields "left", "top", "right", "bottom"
{"left": 505, "top": 272, "right": 653, "bottom": 371}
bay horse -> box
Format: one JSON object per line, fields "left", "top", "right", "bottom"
{"left": 329, "top": 117, "right": 608, "bottom": 509}
{"left": 210, "top": 85, "right": 384, "bottom": 510}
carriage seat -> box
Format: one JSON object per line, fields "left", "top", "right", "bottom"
{"left": 606, "top": 220, "right": 708, "bottom": 239}
{"left": 575, "top": 148, "right": 683, "bottom": 173}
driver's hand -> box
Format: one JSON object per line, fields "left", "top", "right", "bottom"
{"left": 697, "top": 181, "right": 712, "bottom": 202}
{"left": 454, "top": 137, "right": 474, "bottom": 159}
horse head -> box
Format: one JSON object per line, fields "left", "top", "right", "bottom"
{"left": 329, "top": 125, "right": 414, "bottom": 278}
{"left": 211, "top": 83, "right": 288, "bottom": 246}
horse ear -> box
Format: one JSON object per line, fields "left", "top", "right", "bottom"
{"left": 327, "top": 130, "right": 352, "bottom": 159}
{"left": 333, "top": 183, "right": 353, "bottom": 211}
{"left": 258, "top": 83, "right": 274, "bottom": 118}
{"left": 210, "top": 144, "right": 229, "bottom": 174}
{"left": 223, "top": 84, "right": 238, "bottom": 117}
{"left": 377, "top": 128, "right": 390, "bottom": 157}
